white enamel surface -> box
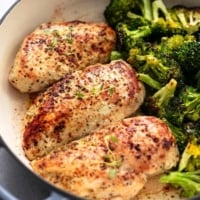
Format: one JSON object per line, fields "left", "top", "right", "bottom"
{"left": 0, "top": 0, "right": 110, "bottom": 167}
{"left": 0, "top": 0, "right": 197, "bottom": 199}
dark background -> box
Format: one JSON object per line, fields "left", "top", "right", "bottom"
{"left": 0, "top": 145, "right": 50, "bottom": 200}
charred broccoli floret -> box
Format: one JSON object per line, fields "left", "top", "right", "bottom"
{"left": 142, "top": 78, "right": 177, "bottom": 116}
{"left": 153, "top": 34, "right": 195, "bottom": 58}
{"left": 104, "top": 0, "right": 136, "bottom": 27}
{"left": 116, "top": 22, "right": 152, "bottom": 51}
{"left": 127, "top": 35, "right": 194, "bottom": 89}
{"left": 174, "top": 41, "right": 200, "bottom": 73}
{"left": 104, "top": 0, "right": 154, "bottom": 27}
{"left": 173, "top": 41, "right": 200, "bottom": 87}
{"left": 141, "top": 79, "right": 188, "bottom": 152}
{"left": 161, "top": 86, "right": 200, "bottom": 126}
{"left": 132, "top": 54, "right": 183, "bottom": 86}
{"left": 176, "top": 86, "right": 200, "bottom": 123}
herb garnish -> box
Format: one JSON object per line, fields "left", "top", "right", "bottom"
{"left": 103, "top": 135, "right": 121, "bottom": 179}
{"left": 75, "top": 90, "right": 84, "bottom": 99}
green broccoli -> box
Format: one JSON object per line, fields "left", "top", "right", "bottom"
{"left": 160, "top": 134, "right": 200, "bottom": 198}
{"left": 140, "top": 79, "right": 188, "bottom": 152}
{"left": 150, "top": 0, "right": 186, "bottom": 37}
{"left": 116, "top": 22, "right": 152, "bottom": 51}
{"left": 126, "top": 35, "right": 192, "bottom": 90}
{"left": 110, "top": 50, "right": 126, "bottom": 60}
{"left": 142, "top": 78, "right": 177, "bottom": 116}
{"left": 137, "top": 73, "right": 162, "bottom": 90}
{"left": 171, "top": 6, "right": 200, "bottom": 35}
{"left": 104, "top": 0, "right": 135, "bottom": 27}
{"left": 172, "top": 41, "right": 200, "bottom": 88}
{"left": 177, "top": 86, "right": 200, "bottom": 122}
{"left": 132, "top": 54, "right": 183, "bottom": 86}
{"left": 160, "top": 170, "right": 200, "bottom": 198}
{"left": 174, "top": 41, "right": 200, "bottom": 74}
{"left": 160, "top": 86, "right": 200, "bottom": 127}
{"left": 104, "top": 0, "right": 154, "bottom": 27}
{"left": 153, "top": 34, "right": 195, "bottom": 57}
{"left": 178, "top": 137, "right": 200, "bottom": 172}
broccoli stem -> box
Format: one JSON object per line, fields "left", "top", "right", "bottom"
{"left": 178, "top": 142, "right": 194, "bottom": 172}
{"left": 142, "top": 0, "right": 153, "bottom": 21}
{"left": 152, "top": 0, "right": 172, "bottom": 21}
{"left": 133, "top": 26, "right": 152, "bottom": 38}
{"left": 160, "top": 170, "right": 200, "bottom": 197}
{"left": 153, "top": 78, "right": 177, "bottom": 107}
{"left": 137, "top": 73, "right": 162, "bottom": 89}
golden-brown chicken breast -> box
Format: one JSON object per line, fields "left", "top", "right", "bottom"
{"left": 23, "top": 60, "right": 145, "bottom": 160}
{"left": 31, "top": 116, "right": 179, "bottom": 200}
{"left": 9, "top": 21, "right": 116, "bottom": 93}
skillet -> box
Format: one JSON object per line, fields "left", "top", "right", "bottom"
{"left": 0, "top": 0, "right": 200, "bottom": 199}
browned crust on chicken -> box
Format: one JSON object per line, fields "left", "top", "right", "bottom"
{"left": 31, "top": 116, "right": 179, "bottom": 200}
{"left": 9, "top": 21, "right": 116, "bottom": 93}
{"left": 23, "top": 60, "right": 145, "bottom": 160}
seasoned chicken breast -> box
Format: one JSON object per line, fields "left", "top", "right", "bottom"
{"left": 9, "top": 21, "right": 116, "bottom": 93}
{"left": 32, "top": 116, "right": 179, "bottom": 200}
{"left": 23, "top": 60, "right": 145, "bottom": 160}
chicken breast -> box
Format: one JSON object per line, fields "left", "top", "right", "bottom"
{"left": 31, "top": 116, "right": 179, "bottom": 200}
{"left": 23, "top": 60, "right": 145, "bottom": 160}
{"left": 8, "top": 21, "right": 116, "bottom": 93}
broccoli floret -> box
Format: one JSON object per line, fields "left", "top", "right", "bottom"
{"left": 155, "top": 34, "right": 195, "bottom": 56}
{"left": 126, "top": 35, "right": 186, "bottom": 89}
{"left": 178, "top": 86, "right": 200, "bottom": 122}
{"left": 116, "top": 22, "right": 152, "bottom": 50}
{"left": 150, "top": 0, "right": 186, "bottom": 37}
{"left": 142, "top": 78, "right": 177, "bottom": 116}
{"left": 174, "top": 41, "right": 200, "bottom": 73}
{"left": 104, "top": 0, "right": 135, "bottom": 27}
{"left": 141, "top": 79, "right": 188, "bottom": 152}
{"left": 133, "top": 54, "right": 183, "bottom": 86}
{"left": 173, "top": 41, "right": 200, "bottom": 87}
{"left": 163, "top": 86, "right": 200, "bottom": 127}
{"left": 104, "top": 0, "right": 152, "bottom": 27}
{"left": 124, "top": 11, "right": 151, "bottom": 29}
{"left": 179, "top": 137, "right": 200, "bottom": 172}
{"left": 110, "top": 50, "right": 126, "bottom": 60}
{"left": 127, "top": 42, "right": 152, "bottom": 65}
{"left": 160, "top": 134, "right": 200, "bottom": 198}
{"left": 171, "top": 6, "right": 200, "bottom": 35}
{"left": 160, "top": 170, "right": 200, "bottom": 198}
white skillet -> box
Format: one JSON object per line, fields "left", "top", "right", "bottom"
{"left": 0, "top": 0, "right": 199, "bottom": 199}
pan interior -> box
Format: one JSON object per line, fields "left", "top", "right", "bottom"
{"left": 0, "top": 0, "right": 110, "bottom": 167}
{"left": 0, "top": 0, "right": 198, "bottom": 199}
